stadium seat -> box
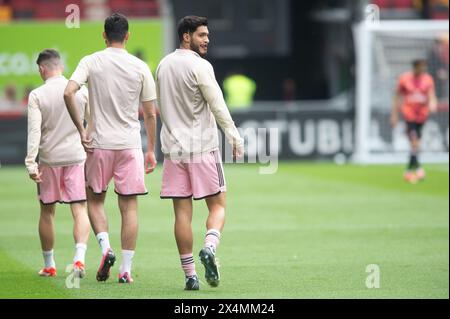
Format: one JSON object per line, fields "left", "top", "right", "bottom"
{"left": 129, "top": 1, "right": 159, "bottom": 17}
{"left": 34, "top": 1, "right": 65, "bottom": 19}
{"left": 109, "top": 0, "right": 159, "bottom": 17}
{"left": 431, "top": 2, "right": 450, "bottom": 19}
{"left": 393, "top": 0, "right": 414, "bottom": 8}
{"left": 373, "top": 0, "right": 414, "bottom": 9}
{"left": 11, "top": 0, "right": 34, "bottom": 19}
{"left": 32, "top": 0, "right": 84, "bottom": 20}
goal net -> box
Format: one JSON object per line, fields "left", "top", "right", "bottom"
{"left": 353, "top": 20, "right": 449, "bottom": 164}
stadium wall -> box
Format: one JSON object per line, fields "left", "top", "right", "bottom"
{"left": 1, "top": 107, "right": 447, "bottom": 165}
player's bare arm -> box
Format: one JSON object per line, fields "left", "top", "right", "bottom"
{"left": 429, "top": 87, "right": 438, "bottom": 113}
{"left": 390, "top": 91, "right": 402, "bottom": 128}
{"left": 142, "top": 100, "right": 158, "bottom": 174}
{"left": 64, "top": 80, "right": 93, "bottom": 153}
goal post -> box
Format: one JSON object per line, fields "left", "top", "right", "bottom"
{"left": 353, "top": 20, "right": 449, "bottom": 164}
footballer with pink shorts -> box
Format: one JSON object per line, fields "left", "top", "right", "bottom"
{"left": 64, "top": 14, "right": 158, "bottom": 284}
{"left": 156, "top": 16, "right": 244, "bottom": 290}
{"left": 25, "top": 49, "right": 91, "bottom": 279}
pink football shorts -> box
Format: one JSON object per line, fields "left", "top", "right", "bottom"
{"left": 85, "top": 148, "right": 148, "bottom": 196}
{"left": 37, "top": 163, "right": 86, "bottom": 205}
{"left": 160, "top": 150, "right": 226, "bottom": 200}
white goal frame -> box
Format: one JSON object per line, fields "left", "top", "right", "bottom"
{"left": 353, "top": 20, "right": 449, "bottom": 164}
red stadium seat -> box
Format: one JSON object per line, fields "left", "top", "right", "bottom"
{"left": 10, "top": 0, "right": 33, "bottom": 10}
{"left": 372, "top": 0, "right": 390, "bottom": 8}
{"left": 109, "top": 0, "right": 132, "bottom": 16}
{"left": 11, "top": 0, "right": 34, "bottom": 18}
{"left": 431, "top": 7, "right": 450, "bottom": 19}
{"left": 109, "top": 0, "right": 159, "bottom": 17}
{"left": 394, "top": 0, "right": 414, "bottom": 9}
{"left": 33, "top": 1, "right": 66, "bottom": 20}
{"left": 372, "top": 0, "right": 414, "bottom": 9}
{"left": 129, "top": 1, "right": 159, "bottom": 17}
{"left": 32, "top": 0, "right": 84, "bottom": 20}
{"left": 10, "top": 0, "right": 158, "bottom": 19}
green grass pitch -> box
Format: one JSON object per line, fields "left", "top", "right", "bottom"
{"left": 0, "top": 163, "right": 448, "bottom": 299}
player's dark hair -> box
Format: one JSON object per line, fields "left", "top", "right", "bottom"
{"left": 412, "top": 59, "right": 427, "bottom": 68}
{"left": 104, "top": 13, "right": 129, "bottom": 43}
{"left": 177, "top": 15, "right": 208, "bottom": 43}
{"left": 36, "top": 49, "right": 60, "bottom": 66}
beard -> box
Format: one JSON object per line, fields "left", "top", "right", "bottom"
{"left": 190, "top": 42, "right": 207, "bottom": 58}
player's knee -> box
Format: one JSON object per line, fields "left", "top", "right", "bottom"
{"left": 40, "top": 205, "right": 55, "bottom": 217}
{"left": 118, "top": 196, "right": 137, "bottom": 212}
{"left": 71, "top": 204, "right": 88, "bottom": 218}
{"left": 70, "top": 201, "right": 86, "bottom": 210}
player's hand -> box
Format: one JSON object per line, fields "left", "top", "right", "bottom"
{"left": 232, "top": 145, "right": 244, "bottom": 160}
{"left": 145, "top": 151, "right": 157, "bottom": 174}
{"left": 390, "top": 113, "right": 398, "bottom": 128}
{"left": 29, "top": 170, "right": 42, "bottom": 183}
{"left": 80, "top": 130, "right": 93, "bottom": 153}
{"left": 429, "top": 101, "right": 438, "bottom": 114}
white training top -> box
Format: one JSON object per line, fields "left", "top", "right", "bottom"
{"left": 25, "top": 75, "right": 89, "bottom": 174}
{"left": 70, "top": 47, "right": 157, "bottom": 150}
{"left": 156, "top": 49, "right": 244, "bottom": 159}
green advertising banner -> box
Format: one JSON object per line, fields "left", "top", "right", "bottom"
{"left": 0, "top": 19, "right": 163, "bottom": 109}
